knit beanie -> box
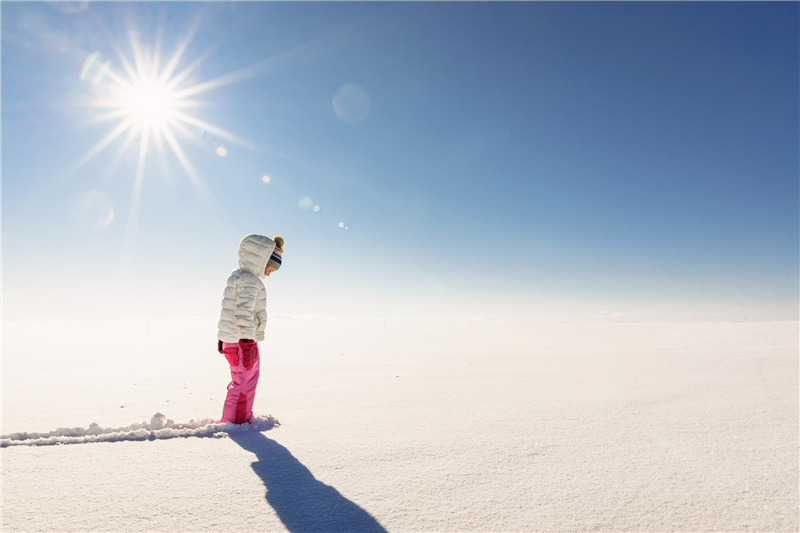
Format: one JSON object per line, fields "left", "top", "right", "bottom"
{"left": 267, "top": 235, "right": 284, "bottom": 271}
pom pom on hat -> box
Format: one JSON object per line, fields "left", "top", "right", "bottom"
{"left": 267, "top": 235, "right": 284, "bottom": 271}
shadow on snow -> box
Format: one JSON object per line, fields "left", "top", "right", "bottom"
{"left": 230, "top": 432, "right": 387, "bottom": 533}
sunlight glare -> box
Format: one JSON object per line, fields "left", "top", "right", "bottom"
{"left": 131, "top": 83, "right": 171, "bottom": 126}
{"left": 77, "top": 23, "right": 253, "bottom": 179}
{"left": 72, "top": 17, "right": 314, "bottom": 272}
{"left": 74, "top": 23, "right": 256, "bottom": 275}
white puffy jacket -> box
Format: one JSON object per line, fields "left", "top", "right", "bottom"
{"left": 217, "top": 234, "right": 276, "bottom": 343}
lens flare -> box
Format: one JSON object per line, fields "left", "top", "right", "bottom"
{"left": 332, "top": 83, "right": 371, "bottom": 124}
{"left": 79, "top": 52, "right": 111, "bottom": 85}
{"left": 298, "top": 196, "right": 313, "bottom": 210}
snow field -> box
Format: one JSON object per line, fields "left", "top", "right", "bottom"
{"left": 2, "top": 319, "right": 798, "bottom": 532}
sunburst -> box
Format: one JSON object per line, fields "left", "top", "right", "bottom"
{"left": 78, "top": 24, "right": 246, "bottom": 193}
{"left": 73, "top": 15, "right": 338, "bottom": 272}
{"left": 73, "top": 22, "right": 258, "bottom": 271}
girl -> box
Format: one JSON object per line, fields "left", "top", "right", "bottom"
{"left": 217, "top": 233, "right": 284, "bottom": 424}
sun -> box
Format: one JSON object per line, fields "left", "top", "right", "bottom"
{"left": 76, "top": 23, "right": 253, "bottom": 187}
{"left": 86, "top": 38, "right": 198, "bottom": 165}
{"left": 130, "top": 81, "right": 172, "bottom": 127}
{"left": 73, "top": 23, "right": 257, "bottom": 271}
{"left": 67, "top": 13, "right": 336, "bottom": 273}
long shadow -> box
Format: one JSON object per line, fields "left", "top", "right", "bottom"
{"left": 230, "top": 431, "right": 388, "bottom": 533}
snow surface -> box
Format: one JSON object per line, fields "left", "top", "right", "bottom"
{"left": 2, "top": 318, "right": 798, "bottom": 532}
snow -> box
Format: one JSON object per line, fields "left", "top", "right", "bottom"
{"left": 2, "top": 318, "right": 798, "bottom": 532}
{"left": 1, "top": 413, "right": 279, "bottom": 447}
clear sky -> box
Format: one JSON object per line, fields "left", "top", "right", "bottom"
{"left": 2, "top": 1, "right": 798, "bottom": 322}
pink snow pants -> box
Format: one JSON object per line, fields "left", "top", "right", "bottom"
{"left": 221, "top": 342, "right": 260, "bottom": 424}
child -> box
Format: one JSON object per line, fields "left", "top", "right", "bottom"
{"left": 217, "top": 233, "right": 284, "bottom": 424}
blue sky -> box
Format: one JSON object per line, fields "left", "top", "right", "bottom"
{"left": 2, "top": 1, "right": 798, "bottom": 321}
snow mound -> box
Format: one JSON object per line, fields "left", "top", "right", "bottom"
{"left": 0, "top": 413, "right": 279, "bottom": 447}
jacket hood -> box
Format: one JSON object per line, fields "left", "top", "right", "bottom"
{"left": 238, "top": 234, "right": 276, "bottom": 279}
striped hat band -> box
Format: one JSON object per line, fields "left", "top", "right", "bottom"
{"left": 267, "top": 245, "right": 283, "bottom": 270}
